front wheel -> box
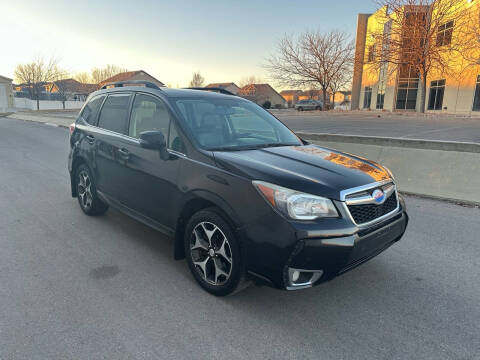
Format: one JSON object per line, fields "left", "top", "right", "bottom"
{"left": 184, "top": 208, "right": 247, "bottom": 296}
{"left": 297, "top": 107, "right": 304, "bottom": 111}
{"left": 315, "top": 106, "right": 322, "bottom": 111}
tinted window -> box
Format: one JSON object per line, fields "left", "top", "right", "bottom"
{"left": 97, "top": 94, "right": 131, "bottom": 134}
{"left": 80, "top": 95, "right": 105, "bottom": 125}
{"left": 168, "top": 122, "right": 186, "bottom": 153}
{"left": 129, "top": 94, "right": 170, "bottom": 138}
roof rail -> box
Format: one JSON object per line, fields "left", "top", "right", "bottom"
{"left": 186, "top": 87, "right": 235, "bottom": 96}
{"left": 100, "top": 80, "right": 162, "bottom": 90}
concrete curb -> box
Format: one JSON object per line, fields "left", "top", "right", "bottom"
{"left": 297, "top": 132, "right": 480, "bottom": 153}
{"left": 303, "top": 138, "right": 480, "bottom": 205}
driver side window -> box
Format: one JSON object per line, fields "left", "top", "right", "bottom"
{"left": 129, "top": 94, "right": 170, "bottom": 138}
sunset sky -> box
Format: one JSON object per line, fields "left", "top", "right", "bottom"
{"left": 1, "top": 0, "right": 377, "bottom": 87}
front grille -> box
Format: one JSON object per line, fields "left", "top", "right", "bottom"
{"left": 347, "top": 192, "right": 398, "bottom": 225}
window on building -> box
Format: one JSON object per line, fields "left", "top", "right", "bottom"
{"left": 428, "top": 80, "right": 446, "bottom": 110}
{"left": 396, "top": 79, "right": 419, "bottom": 110}
{"left": 376, "top": 86, "right": 385, "bottom": 110}
{"left": 363, "top": 87, "right": 372, "bottom": 109}
{"left": 367, "top": 45, "right": 376, "bottom": 62}
{"left": 472, "top": 76, "right": 480, "bottom": 111}
{"left": 97, "top": 93, "right": 131, "bottom": 134}
{"left": 437, "top": 21, "right": 454, "bottom": 47}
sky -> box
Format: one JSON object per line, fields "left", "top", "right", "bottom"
{"left": 0, "top": 0, "right": 378, "bottom": 88}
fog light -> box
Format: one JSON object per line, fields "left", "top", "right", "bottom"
{"left": 287, "top": 267, "right": 324, "bottom": 290}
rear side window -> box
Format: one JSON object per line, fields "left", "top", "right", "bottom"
{"left": 97, "top": 94, "right": 131, "bottom": 134}
{"left": 80, "top": 95, "right": 105, "bottom": 125}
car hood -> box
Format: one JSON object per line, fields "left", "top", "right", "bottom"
{"left": 213, "top": 144, "right": 392, "bottom": 200}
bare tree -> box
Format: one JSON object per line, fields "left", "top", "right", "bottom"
{"left": 14, "top": 57, "right": 67, "bottom": 110}
{"left": 189, "top": 72, "right": 205, "bottom": 87}
{"left": 74, "top": 72, "right": 92, "bottom": 84}
{"left": 329, "top": 70, "right": 352, "bottom": 108}
{"left": 239, "top": 75, "right": 262, "bottom": 87}
{"left": 369, "top": 0, "right": 476, "bottom": 112}
{"left": 265, "top": 30, "right": 354, "bottom": 109}
{"left": 91, "top": 64, "right": 128, "bottom": 84}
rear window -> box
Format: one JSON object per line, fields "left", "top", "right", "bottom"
{"left": 97, "top": 94, "right": 131, "bottom": 134}
{"left": 80, "top": 95, "right": 105, "bottom": 125}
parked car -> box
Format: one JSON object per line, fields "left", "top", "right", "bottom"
{"left": 294, "top": 99, "right": 323, "bottom": 111}
{"left": 68, "top": 81, "right": 408, "bottom": 296}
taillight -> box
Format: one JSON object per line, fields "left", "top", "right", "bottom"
{"left": 69, "top": 123, "right": 76, "bottom": 136}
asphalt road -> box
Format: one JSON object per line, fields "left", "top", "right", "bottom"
{"left": 1, "top": 117, "right": 479, "bottom": 360}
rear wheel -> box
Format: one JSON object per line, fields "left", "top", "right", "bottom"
{"left": 184, "top": 208, "right": 247, "bottom": 296}
{"left": 297, "top": 107, "right": 304, "bottom": 111}
{"left": 315, "top": 106, "right": 322, "bottom": 111}
{"left": 76, "top": 164, "right": 108, "bottom": 216}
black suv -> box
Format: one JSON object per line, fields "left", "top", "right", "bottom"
{"left": 68, "top": 81, "right": 408, "bottom": 296}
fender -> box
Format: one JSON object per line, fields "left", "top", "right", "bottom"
{"left": 173, "top": 189, "right": 243, "bottom": 260}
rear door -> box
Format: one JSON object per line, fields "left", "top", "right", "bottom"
{"left": 116, "top": 92, "right": 184, "bottom": 229}
{"left": 94, "top": 92, "right": 133, "bottom": 199}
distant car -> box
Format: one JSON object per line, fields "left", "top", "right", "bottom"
{"left": 68, "top": 81, "right": 408, "bottom": 296}
{"left": 294, "top": 100, "right": 322, "bottom": 111}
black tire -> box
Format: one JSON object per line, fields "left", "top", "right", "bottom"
{"left": 184, "top": 207, "right": 247, "bottom": 296}
{"left": 75, "top": 164, "right": 109, "bottom": 216}
{"left": 297, "top": 107, "right": 304, "bottom": 111}
{"left": 315, "top": 106, "right": 322, "bottom": 111}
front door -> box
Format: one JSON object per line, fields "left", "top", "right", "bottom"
{"left": 117, "top": 93, "right": 181, "bottom": 229}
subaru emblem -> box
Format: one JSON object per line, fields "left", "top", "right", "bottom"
{"left": 372, "top": 189, "right": 385, "bottom": 204}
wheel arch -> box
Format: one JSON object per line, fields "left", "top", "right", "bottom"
{"left": 70, "top": 156, "right": 92, "bottom": 197}
{"left": 173, "top": 191, "right": 240, "bottom": 260}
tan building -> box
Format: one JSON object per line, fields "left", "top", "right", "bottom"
{"left": 0, "top": 75, "right": 14, "bottom": 112}
{"left": 352, "top": 2, "right": 480, "bottom": 114}
{"left": 238, "top": 84, "right": 287, "bottom": 108}
{"left": 98, "top": 70, "right": 164, "bottom": 89}
{"left": 280, "top": 90, "right": 302, "bottom": 107}
{"left": 206, "top": 82, "right": 240, "bottom": 94}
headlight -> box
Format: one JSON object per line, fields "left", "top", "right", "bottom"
{"left": 253, "top": 181, "right": 338, "bottom": 220}
{"left": 384, "top": 166, "right": 395, "bottom": 180}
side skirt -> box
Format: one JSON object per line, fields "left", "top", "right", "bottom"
{"left": 97, "top": 190, "right": 175, "bottom": 238}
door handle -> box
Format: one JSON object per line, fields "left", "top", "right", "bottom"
{"left": 118, "top": 148, "right": 130, "bottom": 159}
{"left": 85, "top": 135, "right": 95, "bottom": 144}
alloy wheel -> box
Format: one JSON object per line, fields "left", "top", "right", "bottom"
{"left": 190, "top": 221, "right": 233, "bottom": 286}
{"left": 77, "top": 170, "right": 93, "bottom": 210}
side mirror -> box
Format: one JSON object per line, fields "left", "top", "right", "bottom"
{"left": 139, "top": 131, "right": 170, "bottom": 160}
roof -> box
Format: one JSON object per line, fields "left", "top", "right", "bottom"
{"left": 52, "top": 79, "right": 97, "bottom": 93}
{"left": 88, "top": 86, "right": 243, "bottom": 101}
{"left": 0, "top": 75, "right": 13, "bottom": 82}
{"left": 98, "top": 70, "right": 164, "bottom": 87}
{"left": 206, "top": 82, "right": 239, "bottom": 89}
{"left": 238, "top": 84, "right": 284, "bottom": 99}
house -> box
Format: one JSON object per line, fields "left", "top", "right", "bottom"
{"left": 238, "top": 84, "right": 286, "bottom": 108}
{"left": 352, "top": 2, "right": 480, "bottom": 114}
{"left": 280, "top": 90, "right": 302, "bottom": 107}
{"left": 0, "top": 75, "right": 14, "bottom": 113}
{"left": 98, "top": 70, "right": 164, "bottom": 89}
{"left": 206, "top": 82, "right": 240, "bottom": 95}
{"left": 298, "top": 89, "right": 325, "bottom": 102}
{"left": 46, "top": 79, "right": 97, "bottom": 101}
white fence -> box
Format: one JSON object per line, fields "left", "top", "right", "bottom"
{"left": 14, "top": 98, "right": 85, "bottom": 111}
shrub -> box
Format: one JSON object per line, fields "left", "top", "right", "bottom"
{"left": 262, "top": 100, "right": 271, "bottom": 109}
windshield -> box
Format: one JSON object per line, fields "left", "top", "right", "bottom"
{"left": 173, "top": 97, "right": 302, "bottom": 151}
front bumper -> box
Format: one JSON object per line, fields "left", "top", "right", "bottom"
{"left": 244, "top": 207, "right": 408, "bottom": 290}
